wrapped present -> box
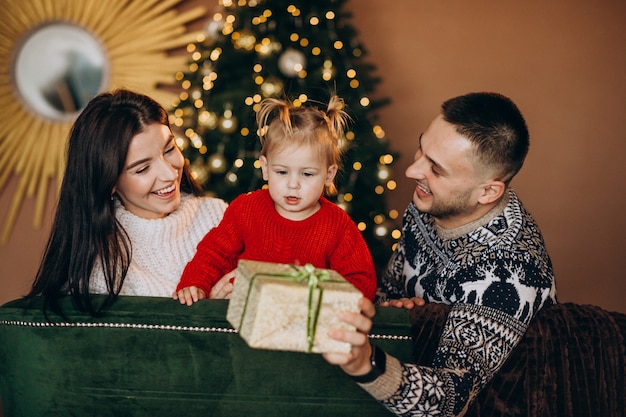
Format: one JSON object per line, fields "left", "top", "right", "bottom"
{"left": 226, "top": 260, "right": 362, "bottom": 354}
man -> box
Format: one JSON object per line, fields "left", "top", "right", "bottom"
{"left": 324, "top": 92, "right": 558, "bottom": 416}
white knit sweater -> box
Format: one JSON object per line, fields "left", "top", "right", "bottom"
{"left": 89, "top": 194, "right": 227, "bottom": 297}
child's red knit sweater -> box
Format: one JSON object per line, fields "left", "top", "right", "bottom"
{"left": 177, "top": 189, "right": 377, "bottom": 300}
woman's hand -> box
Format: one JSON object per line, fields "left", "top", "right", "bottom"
{"left": 322, "top": 297, "right": 376, "bottom": 377}
{"left": 172, "top": 286, "right": 206, "bottom": 306}
{"left": 209, "top": 269, "right": 236, "bottom": 299}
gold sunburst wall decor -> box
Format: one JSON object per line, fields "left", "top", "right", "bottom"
{"left": 0, "top": 0, "right": 206, "bottom": 242}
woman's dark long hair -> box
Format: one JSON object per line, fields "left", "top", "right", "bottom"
{"left": 26, "top": 89, "right": 203, "bottom": 317}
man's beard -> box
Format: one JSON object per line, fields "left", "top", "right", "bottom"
{"left": 425, "top": 188, "right": 475, "bottom": 222}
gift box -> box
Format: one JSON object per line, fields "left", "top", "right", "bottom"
{"left": 226, "top": 260, "right": 363, "bottom": 354}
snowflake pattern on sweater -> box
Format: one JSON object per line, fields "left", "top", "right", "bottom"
{"left": 89, "top": 194, "right": 227, "bottom": 297}
{"left": 370, "top": 189, "right": 557, "bottom": 416}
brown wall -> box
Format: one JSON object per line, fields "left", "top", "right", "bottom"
{"left": 1, "top": 0, "right": 624, "bottom": 313}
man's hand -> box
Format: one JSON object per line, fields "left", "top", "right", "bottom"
{"left": 322, "top": 297, "right": 376, "bottom": 377}
{"left": 378, "top": 297, "right": 426, "bottom": 310}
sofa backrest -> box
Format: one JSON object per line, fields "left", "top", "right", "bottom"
{"left": 0, "top": 296, "right": 413, "bottom": 417}
{"left": 3, "top": 297, "right": 624, "bottom": 417}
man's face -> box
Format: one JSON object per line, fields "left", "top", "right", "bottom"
{"left": 405, "top": 114, "right": 489, "bottom": 229}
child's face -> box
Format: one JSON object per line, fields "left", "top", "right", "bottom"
{"left": 260, "top": 143, "right": 337, "bottom": 221}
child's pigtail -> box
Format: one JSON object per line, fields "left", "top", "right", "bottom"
{"left": 256, "top": 98, "right": 292, "bottom": 146}
{"left": 324, "top": 95, "right": 351, "bottom": 142}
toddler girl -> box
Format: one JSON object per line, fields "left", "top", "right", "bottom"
{"left": 174, "top": 95, "right": 377, "bottom": 304}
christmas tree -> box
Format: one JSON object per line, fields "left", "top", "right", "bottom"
{"left": 169, "top": 0, "right": 400, "bottom": 276}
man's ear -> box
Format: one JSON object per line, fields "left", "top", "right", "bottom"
{"left": 259, "top": 155, "right": 269, "bottom": 181}
{"left": 478, "top": 180, "right": 505, "bottom": 205}
{"left": 325, "top": 164, "right": 338, "bottom": 185}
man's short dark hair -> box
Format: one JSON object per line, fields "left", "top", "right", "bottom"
{"left": 442, "top": 92, "right": 529, "bottom": 183}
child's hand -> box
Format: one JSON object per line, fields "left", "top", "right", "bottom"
{"left": 172, "top": 286, "right": 206, "bottom": 306}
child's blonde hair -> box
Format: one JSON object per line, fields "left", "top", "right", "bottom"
{"left": 256, "top": 95, "right": 350, "bottom": 196}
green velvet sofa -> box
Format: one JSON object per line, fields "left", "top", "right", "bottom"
{"left": 0, "top": 296, "right": 413, "bottom": 417}
{"left": 2, "top": 297, "right": 625, "bottom": 417}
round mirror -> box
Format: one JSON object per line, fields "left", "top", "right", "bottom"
{"left": 12, "top": 23, "right": 107, "bottom": 121}
{"left": 1, "top": 1, "right": 206, "bottom": 243}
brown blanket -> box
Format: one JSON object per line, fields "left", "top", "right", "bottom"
{"left": 410, "top": 303, "right": 626, "bottom": 417}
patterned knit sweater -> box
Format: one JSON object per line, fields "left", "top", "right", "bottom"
{"left": 176, "top": 189, "right": 377, "bottom": 300}
{"left": 89, "top": 194, "right": 227, "bottom": 297}
{"left": 364, "top": 189, "right": 557, "bottom": 416}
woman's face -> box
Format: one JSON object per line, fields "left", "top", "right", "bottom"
{"left": 113, "top": 123, "right": 184, "bottom": 219}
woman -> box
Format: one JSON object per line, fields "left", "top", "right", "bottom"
{"left": 27, "top": 89, "right": 228, "bottom": 316}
